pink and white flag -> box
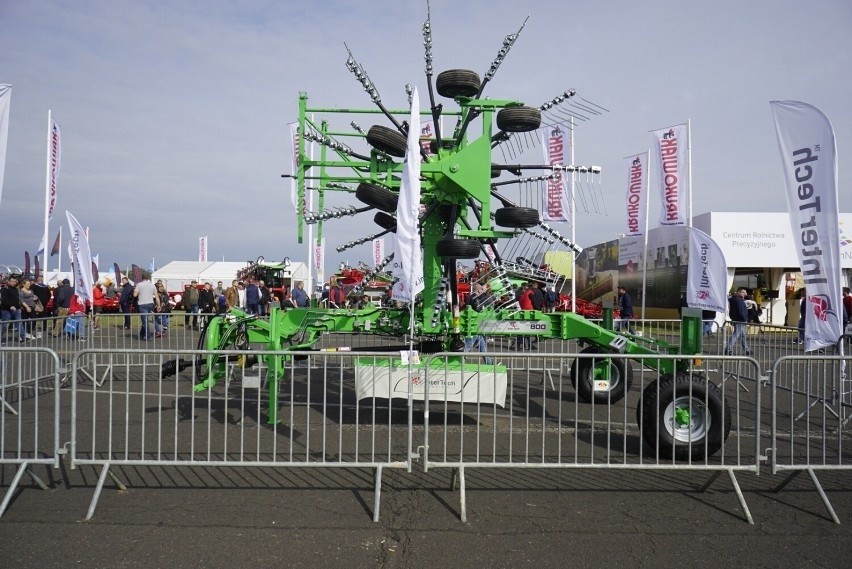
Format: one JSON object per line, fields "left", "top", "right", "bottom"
{"left": 420, "top": 120, "right": 434, "bottom": 157}
{"left": 313, "top": 238, "right": 324, "bottom": 271}
{"left": 198, "top": 236, "right": 208, "bottom": 262}
{"left": 373, "top": 237, "right": 385, "bottom": 267}
{"left": 0, "top": 84, "right": 11, "bottom": 209}
{"left": 625, "top": 152, "right": 648, "bottom": 237}
{"left": 538, "top": 125, "right": 571, "bottom": 222}
{"left": 47, "top": 116, "right": 62, "bottom": 220}
{"left": 771, "top": 100, "right": 842, "bottom": 351}
{"left": 651, "top": 123, "right": 688, "bottom": 226}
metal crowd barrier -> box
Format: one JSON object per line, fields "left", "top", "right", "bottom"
{"left": 770, "top": 353, "right": 852, "bottom": 524}
{"left": 0, "top": 347, "right": 61, "bottom": 517}
{"left": 422, "top": 352, "right": 763, "bottom": 523}
{"left": 69, "top": 349, "right": 414, "bottom": 521}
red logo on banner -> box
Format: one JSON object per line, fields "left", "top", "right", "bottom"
{"left": 696, "top": 290, "right": 709, "bottom": 300}
{"left": 809, "top": 294, "right": 837, "bottom": 322}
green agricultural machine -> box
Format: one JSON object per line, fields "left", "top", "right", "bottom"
{"left": 193, "top": 8, "right": 731, "bottom": 460}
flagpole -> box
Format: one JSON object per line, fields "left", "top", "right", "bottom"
{"left": 42, "top": 110, "right": 51, "bottom": 274}
{"left": 687, "top": 118, "right": 693, "bottom": 227}
{"left": 570, "top": 116, "right": 576, "bottom": 314}
{"left": 57, "top": 227, "right": 62, "bottom": 273}
{"left": 641, "top": 149, "right": 650, "bottom": 319}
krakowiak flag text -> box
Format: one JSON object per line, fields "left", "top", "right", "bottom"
{"left": 625, "top": 152, "right": 648, "bottom": 237}
{"left": 651, "top": 123, "right": 688, "bottom": 226}
{"left": 538, "top": 125, "right": 571, "bottom": 222}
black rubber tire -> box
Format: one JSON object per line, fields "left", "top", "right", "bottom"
{"left": 356, "top": 182, "right": 398, "bottom": 213}
{"left": 495, "top": 207, "right": 540, "bottom": 228}
{"left": 496, "top": 106, "right": 541, "bottom": 132}
{"left": 435, "top": 69, "right": 481, "bottom": 99}
{"left": 639, "top": 373, "right": 731, "bottom": 461}
{"left": 366, "top": 125, "right": 407, "bottom": 157}
{"left": 570, "top": 346, "right": 633, "bottom": 404}
{"left": 436, "top": 238, "right": 480, "bottom": 259}
{"left": 374, "top": 211, "right": 397, "bottom": 232}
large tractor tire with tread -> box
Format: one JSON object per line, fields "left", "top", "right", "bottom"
{"left": 356, "top": 182, "right": 398, "bottom": 213}
{"left": 436, "top": 69, "right": 481, "bottom": 99}
{"left": 374, "top": 211, "right": 397, "bottom": 232}
{"left": 495, "top": 206, "right": 540, "bottom": 228}
{"left": 496, "top": 106, "right": 541, "bottom": 132}
{"left": 570, "top": 346, "right": 633, "bottom": 404}
{"left": 436, "top": 238, "right": 480, "bottom": 259}
{"left": 366, "top": 125, "right": 407, "bottom": 157}
{"left": 638, "top": 372, "right": 731, "bottom": 461}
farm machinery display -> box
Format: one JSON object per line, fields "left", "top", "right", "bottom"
{"left": 193, "top": 7, "right": 731, "bottom": 460}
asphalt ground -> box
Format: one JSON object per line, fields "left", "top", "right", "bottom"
{"left": 1, "top": 318, "right": 851, "bottom": 568}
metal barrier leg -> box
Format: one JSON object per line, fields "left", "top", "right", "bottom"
{"left": 372, "top": 466, "right": 383, "bottom": 523}
{"left": 807, "top": 468, "right": 841, "bottom": 525}
{"left": 698, "top": 469, "right": 753, "bottom": 524}
{"left": 27, "top": 468, "right": 49, "bottom": 491}
{"left": 0, "top": 394, "right": 18, "bottom": 415}
{"left": 0, "top": 462, "right": 30, "bottom": 518}
{"left": 85, "top": 463, "right": 126, "bottom": 521}
{"left": 459, "top": 466, "right": 467, "bottom": 524}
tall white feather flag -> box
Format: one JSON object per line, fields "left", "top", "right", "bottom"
{"left": 0, "top": 84, "right": 11, "bottom": 209}
{"left": 66, "top": 211, "right": 95, "bottom": 304}
{"left": 391, "top": 87, "right": 424, "bottom": 303}
{"left": 770, "top": 100, "right": 842, "bottom": 351}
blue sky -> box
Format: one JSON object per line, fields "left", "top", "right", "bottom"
{"left": 1, "top": 0, "right": 850, "bottom": 276}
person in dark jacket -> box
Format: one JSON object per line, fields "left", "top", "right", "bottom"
{"left": 52, "top": 278, "right": 74, "bottom": 336}
{"left": 616, "top": 286, "right": 635, "bottom": 334}
{"left": 197, "top": 282, "right": 216, "bottom": 328}
{"left": 119, "top": 277, "right": 135, "bottom": 330}
{"left": 1, "top": 276, "right": 26, "bottom": 343}
{"left": 725, "top": 287, "right": 751, "bottom": 355}
{"left": 796, "top": 288, "right": 807, "bottom": 345}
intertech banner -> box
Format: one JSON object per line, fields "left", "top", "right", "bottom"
{"left": 66, "top": 211, "right": 94, "bottom": 305}
{"left": 770, "top": 100, "right": 842, "bottom": 351}
{"left": 686, "top": 227, "right": 727, "bottom": 313}
{"left": 538, "top": 125, "right": 571, "bottom": 222}
{"left": 625, "top": 152, "right": 647, "bottom": 236}
{"left": 651, "top": 123, "right": 688, "bottom": 226}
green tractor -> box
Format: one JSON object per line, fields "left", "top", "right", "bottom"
{"left": 194, "top": 8, "right": 731, "bottom": 461}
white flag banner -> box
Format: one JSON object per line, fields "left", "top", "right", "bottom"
{"left": 0, "top": 84, "right": 11, "bottom": 209}
{"left": 625, "top": 152, "right": 648, "bottom": 236}
{"left": 288, "top": 121, "right": 300, "bottom": 213}
{"left": 66, "top": 211, "right": 94, "bottom": 305}
{"left": 47, "top": 117, "right": 61, "bottom": 220}
{"left": 391, "top": 87, "right": 424, "bottom": 303}
{"left": 538, "top": 125, "right": 571, "bottom": 222}
{"left": 36, "top": 235, "right": 46, "bottom": 257}
{"left": 373, "top": 237, "right": 385, "bottom": 268}
{"left": 198, "top": 236, "right": 208, "bottom": 262}
{"left": 771, "top": 100, "right": 842, "bottom": 351}
{"left": 651, "top": 123, "right": 688, "bottom": 226}
{"left": 686, "top": 227, "right": 727, "bottom": 313}
{"left": 313, "top": 238, "right": 324, "bottom": 271}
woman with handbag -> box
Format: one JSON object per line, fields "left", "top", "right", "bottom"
{"left": 18, "top": 279, "right": 38, "bottom": 341}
